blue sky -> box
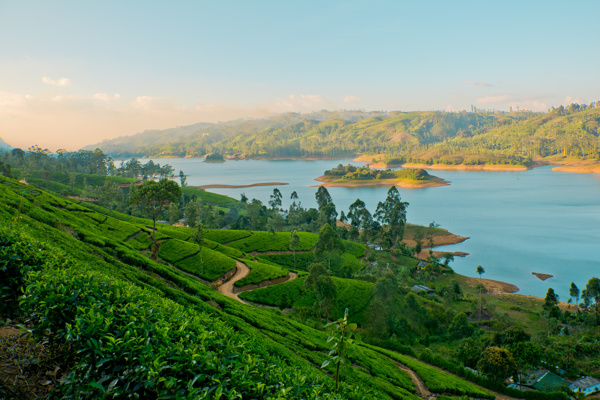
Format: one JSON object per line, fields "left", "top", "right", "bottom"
{"left": 1, "top": 0, "right": 599, "bottom": 150}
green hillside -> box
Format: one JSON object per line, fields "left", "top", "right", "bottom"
{"left": 1, "top": 175, "right": 504, "bottom": 399}
{"left": 86, "top": 105, "right": 600, "bottom": 166}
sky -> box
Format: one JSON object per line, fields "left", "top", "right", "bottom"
{"left": 1, "top": 0, "right": 599, "bottom": 151}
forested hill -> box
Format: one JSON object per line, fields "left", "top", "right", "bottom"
{"left": 86, "top": 103, "right": 600, "bottom": 164}
{"left": 83, "top": 110, "right": 392, "bottom": 157}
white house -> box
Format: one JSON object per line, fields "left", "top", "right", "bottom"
{"left": 569, "top": 376, "right": 600, "bottom": 395}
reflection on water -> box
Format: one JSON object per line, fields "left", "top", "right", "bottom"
{"left": 139, "top": 158, "right": 600, "bottom": 299}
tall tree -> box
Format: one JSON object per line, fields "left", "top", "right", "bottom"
{"left": 476, "top": 265, "right": 485, "bottom": 318}
{"left": 101, "top": 178, "right": 119, "bottom": 216}
{"left": 190, "top": 221, "right": 205, "bottom": 275}
{"left": 569, "top": 282, "right": 580, "bottom": 307}
{"left": 269, "top": 188, "right": 283, "bottom": 211}
{"left": 129, "top": 179, "right": 181, "bottom": 260}
{"left": 179, "top": 170, "right": 187, "bottom": 187}
{"left": 315, "top": 223, "right": 344, "bottom": 275}
{"left": 289, "top": 230, "right": 300, "bottom": 270}
{"left": 585, "top": 277, "right": 600, "bottom": 325}
{"left": 316, "top": 186, "right": 337, "bottom": 228}
{"left": 374, "top": 186, "right": 409, "bottom": 246}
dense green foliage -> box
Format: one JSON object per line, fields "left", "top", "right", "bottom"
{"left": 2, "top": 170, "right": 598, "bottom": 399}
{"left": 227, "top": 231, "right": 318, "bottom": 252}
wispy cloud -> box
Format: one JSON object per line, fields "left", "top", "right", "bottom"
{"left": 266, "top": 94, "right": 331, "bottom": 113}
{"left": 93, "top": 93, "right": 120, "bottom": 102}
{"left": 476, "top": 94, "right": 511, "bottom": 104}
{"left": 563, "top": 95, "right": 584, "bottom": 105}
{"left": 42, "top": 76, "right": 72, "bottom": 86}
{"left": 343, "top": 95, "right": 360, "bottom": 103}
{"left": 464, "top": 80, "right": 492, "bottom": 87}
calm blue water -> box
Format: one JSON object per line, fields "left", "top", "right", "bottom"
{"left": 139, "top": 158, "right": 600, "bottom": 299}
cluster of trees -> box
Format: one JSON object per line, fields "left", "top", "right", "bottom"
{"left": 324, "top": 164, "right": 396, "bottom": 180}
{"left": 0, "top": 146, "right": 177, "bottom": 181}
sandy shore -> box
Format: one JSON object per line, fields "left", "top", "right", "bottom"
{"left": 195, "top": 182, "right": 289, "bottom": 190}
{"left": 403, "top": 163, "right": 530, "bottom": 171}
{"left": 465, "top": 276, "right": 519, "bottom": 294}
{"left": 314, "top": 175, "right": 449, "bottom": 188}
{"left": 552, "top": 164, "right": 600, "bottom": 173}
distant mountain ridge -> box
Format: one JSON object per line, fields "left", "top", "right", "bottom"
{"left": 85, "top": 105, "right": 600, "bottom": 164}
{"left": 0, "top": 136, "right": 13, "bottom": 151}
{"left": 82, "top": 110, "right": 392, "bottom": 156}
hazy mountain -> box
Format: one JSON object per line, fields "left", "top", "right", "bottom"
{"left": 0, "top": 137, "right": 13, "bottom": 151}
{"left": 83, "top": 111, "right": 392, "bottom": 157}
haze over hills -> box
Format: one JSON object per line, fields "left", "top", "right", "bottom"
{"left": 0, "top": 137, "right": 13, "bottom": 151}
{"left": 85, "top": 104, "right": 600, "bottom": 166}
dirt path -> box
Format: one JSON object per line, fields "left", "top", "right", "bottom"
{"left": 394, "top": 361, "right": 435, "bottom": 399}
{"left": 399, "top": 353, "right": 518, "bottom": 400}
{"left": 216, "top": 260, "right": 251, "bottom": 304}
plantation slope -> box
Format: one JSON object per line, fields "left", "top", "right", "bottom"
{"left": 239, "top": 276, "right": 375, "bottom": 325}
{"left": 0, "top": 175, "right": 510, "bottom": 400}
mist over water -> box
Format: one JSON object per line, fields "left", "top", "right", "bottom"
{"left": 140, "top": 158, "right": 600, "bottom": 299}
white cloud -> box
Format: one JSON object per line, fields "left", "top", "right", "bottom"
{"left": 42, "top": 76, "right": 72, "bottom": 86}
{"left": 132, "top": 96, "right": 177, "bottom": 112}
{"left": 476, "top": 94, "right": 512, "bottom": 104}
{"left": 93, "top": 93, "right": 120, "bottom": 102}
{"left": 563, "top": 95, "right": 584, "bottom": 105}
{"left": 343, "top": 95, "right": 360, "bottom": 103}
{"left": 445, "top": 104, "right": 459, "bottom": 112}
{"left": 508, "top": 100, "right": 548, "bottom": 113}
{"left": 464, "top": 80, "right": 492, "bottom": 87}
{"left": 266, "top": 94, "right": 331, "bottom": 113}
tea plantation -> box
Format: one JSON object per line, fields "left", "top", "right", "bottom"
{"left": 0, "top": 175, "right": 500, "bottom": 399}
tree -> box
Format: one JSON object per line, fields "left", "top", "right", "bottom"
{"left": 129, "top": 179, "right": 181, "bottom": 260}
{"left": 166, "top": 203, "right": 181, "bottom": 224}
{"left": 584, "top": 277, "right": 600, "bottom": 325}
{"left": 316, "top": 186, "right": 337, "bottom": 227}
{"left": 179, "top": 170, "right": 187, "bottom": 187}
{"left": 305, "top": 263, "right": 337, "bottom": 321}
{"left": 569, "top": 282, "right": 580, "bottom": 307}
{"left": 449, "top": 312, "right": 473, "bottom": 339}
{"left": 268, "top": 188, "right": 282, "bottom": 211}
{"left": 476, "top": 265, "right": 485, "bottom": 318}
{"left": 544, "top": 288, "right": 558, "bottom": 310}
{"left": 184, "top": 199, "right": 202, "bottom": 227}
{"left": 508, "top": 341, "right": 541, "bottom": 384}
{"left": 374, "top": 186, "right": 408, "bottom": 246}
{"left": 477, "top": 346, "right": 517, "bottom": 381}
{"left": 101, "top": 178, "right": 119, "bottom": 216}
{"left": 190, "top": 221, "right": 204, "bottom": 274}
{"left": 321, "top": 308, "right": 358, "bottom": 391}
{"left": 289, "top": 230, "right": 300, "bottom": 270}
{"left": 315, "top": 223, "right": 344, "bottom": 275}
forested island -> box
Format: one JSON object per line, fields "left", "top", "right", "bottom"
{"left": 316, "top": 164, "right": 448, "bottom": 188}
{"left": 85, "top": 103, "right": 600, "bottom": 173}
{"left": 1, "top": 146, "right": 600, "bottom": 399}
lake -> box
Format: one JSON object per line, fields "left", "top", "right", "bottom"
{"left": 140, "top": 157, "right": 600, "bottom": 300}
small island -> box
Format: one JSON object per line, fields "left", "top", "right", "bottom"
{"left": 315, "top": 164, "right": 448, "bottom": 188}
{"left": 204, "top": 153, "right": 225, "bottom": 163}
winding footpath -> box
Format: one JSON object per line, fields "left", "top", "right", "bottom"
{"left": 216, "top": 260, "right": 251, "bottom": 304}
{"left": 394, "top": 361, "right": 435, "bottom": 400}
